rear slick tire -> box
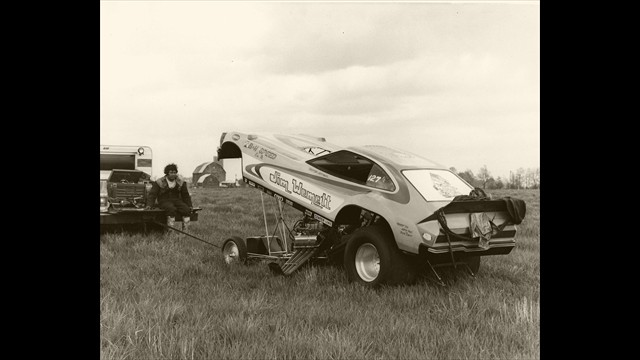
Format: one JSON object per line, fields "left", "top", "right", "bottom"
{"left": 344, "top": 226, "right": 415, "bottom": 287}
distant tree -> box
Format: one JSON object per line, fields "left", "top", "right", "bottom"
{"left": 477, "top": 165, "right": 491, "bottom": 189}
{"left": 507, "top": 170, "right": 518, "bottom": 189}
{"left": 515, "top": 168, "right": 525, "bottom": 189}
{"left": 485, "top": 177, "right": 497, "bottom": 189}
{"left": 503, "top": 168, "right": 539, "bottom": 189}
{"left": 532, "top": 167, "right": 540, "bottom": 189}
{"left": 531, "top": 168, "right": 539, "bottom": 188}
{"left": 494, "top": 176, "right": 505, "bottom": 189}
{"left": 458, "top": 169, "right": 478, "bottom": 188}
{"left": 449, "top": 167, "right": 458, "bottom": 174}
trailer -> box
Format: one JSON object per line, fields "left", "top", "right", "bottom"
{"left": 221, "top": 191, "right": 340, "bottom": 276}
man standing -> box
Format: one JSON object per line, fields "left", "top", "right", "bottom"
{"left": 146, "top": 163, "right": 193, "bottom": 230}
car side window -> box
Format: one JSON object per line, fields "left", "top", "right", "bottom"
{"left": 365, "top": 164, "right": 395, "bottom": 191}
{"left": 307, "top": 150, "right": 395, "bottom": 191}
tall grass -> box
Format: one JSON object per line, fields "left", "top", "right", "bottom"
{"left": 101, "top": 187, "right": 540, "bottom": 359}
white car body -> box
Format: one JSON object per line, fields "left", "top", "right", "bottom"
{"left": 218, "top": 132, "right": 518, "bottom": 259}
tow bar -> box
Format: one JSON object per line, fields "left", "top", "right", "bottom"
{"left": 152, "top": 221, "right": 220, "bottom": 249}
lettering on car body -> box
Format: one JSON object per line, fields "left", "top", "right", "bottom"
{"left": 244, "top": 141, "right": 277, "bottom": 160}
{"left": 270, "top": 171, "right": 293, "bottom": 194}
{"left": 265, "top": 168, "right": 335, "bottom": 211}
{"left": 396, "top": 222, "right": 413, "bottom": 237}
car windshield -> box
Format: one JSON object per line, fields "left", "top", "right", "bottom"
{"left": 402, "top": 169, "right": 474, "bottom": 201}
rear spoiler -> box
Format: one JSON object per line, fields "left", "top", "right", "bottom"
{"left": 419, "top": 197, "right": 526, "bottom": 225}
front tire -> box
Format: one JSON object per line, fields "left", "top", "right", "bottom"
{"left": 222, "top": 236, "right": 247, "bottom": 264}
{"left": 344, "top": 226, "right": 415, "bottom": 287}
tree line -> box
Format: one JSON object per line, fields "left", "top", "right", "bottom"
{"left": 450, "top": 165, "right": 540, "bottom": 190}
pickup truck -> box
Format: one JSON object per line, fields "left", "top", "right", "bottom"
{"left": 100, "top": 145, "right": 200, "bottom": 230}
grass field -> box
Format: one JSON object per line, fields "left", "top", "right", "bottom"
{"left": 100, "top": 188, "right": 540, "bottom": 359}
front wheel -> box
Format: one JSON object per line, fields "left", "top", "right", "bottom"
{"left": 222, "top": 236, "right": 247, "bottom": 264}
{"left": 343, "top": 226, "right": 415, "bottom": 287}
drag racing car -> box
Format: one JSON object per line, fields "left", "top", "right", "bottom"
{"left": 217, "top": 132, "right": 525, "bottom": 287}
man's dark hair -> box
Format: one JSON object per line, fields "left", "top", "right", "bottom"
{"left": 164, "top": 163, "right": 178, "bottom": 175}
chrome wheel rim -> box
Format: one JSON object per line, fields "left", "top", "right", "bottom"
{"left": 223, "top": 242, "right": 239, "bottom": 264}
{"left": 355, "top": 243, "right": 380, "bottom": 282}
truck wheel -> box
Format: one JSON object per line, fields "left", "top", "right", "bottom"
{"left": 466, "top": 256, "right": 481, "bottom": 274}
{"left": 344, "top": 226, "right": 415, "bottom": 287}
{"left": 222, "top": 236, "right": 247, "bottom": 264}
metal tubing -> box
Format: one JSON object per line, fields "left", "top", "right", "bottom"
{"left": 152, "top": 221, "right": 220, "bottom": 249}
{"left": 276, "top": 200, "right": 290, "bottom": 253}
{"left": 260, "top": 192, "right": 270, "bottom": 240}
{"left": 426, "top": 260, "right": 446, "bottom": 286}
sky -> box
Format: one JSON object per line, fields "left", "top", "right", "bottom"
{"left": 100, "top": 0, "right": 539, "bottom": 182}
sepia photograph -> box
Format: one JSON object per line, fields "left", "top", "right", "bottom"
{"left": 100, "top": 1, "right": 540, "bottom": 358}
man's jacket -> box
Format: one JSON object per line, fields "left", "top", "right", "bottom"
{"left": 147, "top": 176, "right": 193, "bottom": 208}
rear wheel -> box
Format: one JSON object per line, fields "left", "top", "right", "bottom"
{"left": 344, "top": 226, "right": 415, "bottom": 287}
{"left": 222, "top": 236, "right": 247, "bottom": 264}
{"left": 354, "top": 243, "right": 380, "bottom": 282}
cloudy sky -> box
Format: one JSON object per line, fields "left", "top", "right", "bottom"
{"left": 100, "top": 0, "right": 539, "bottom": 181}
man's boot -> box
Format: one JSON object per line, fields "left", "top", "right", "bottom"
{"left": 167, "top": 216, "right": 176, "bottom": 228}
{"left": 182, "top": 216, "right": 190, "bottom": 231}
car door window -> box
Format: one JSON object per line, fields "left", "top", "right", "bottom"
{"left": 307, "top": 150, "right": 395, "bottom": 191}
